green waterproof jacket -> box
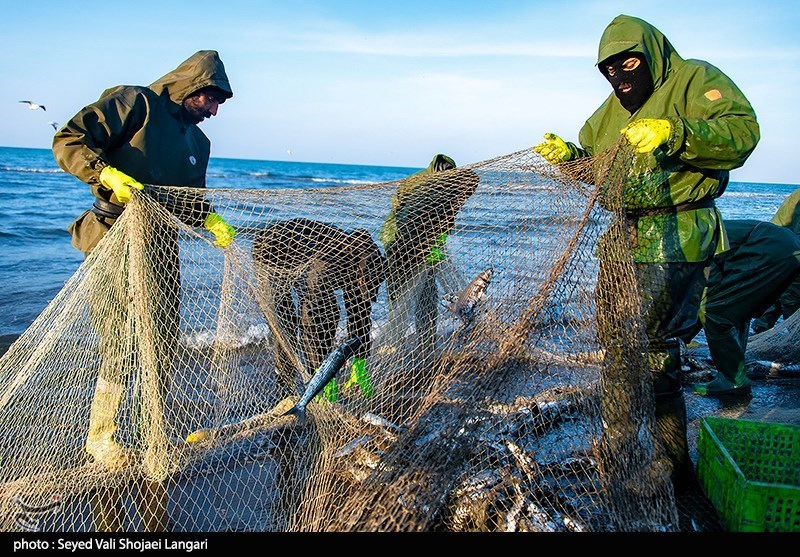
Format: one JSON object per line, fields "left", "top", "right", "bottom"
{"left": 379, "top": 154, "right": 457, "bottom": 248}
{"left": 53, "top": 50, "right": 233, "bottom": 227}
{"left": 567, "top": 15, "right": 760, "bottom": 263}
{"left": 771, "top": 188, "right": 800, "bottom": 235}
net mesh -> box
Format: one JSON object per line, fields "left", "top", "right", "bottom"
{"left": 0, "top": 141, "right": 707, "bottom": 532}
{"left": 745, "top": 309, "right": 800, "bottom": 366}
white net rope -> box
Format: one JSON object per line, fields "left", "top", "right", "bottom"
{"left": 0, "top": 144, "right": 689, "bottom": 532}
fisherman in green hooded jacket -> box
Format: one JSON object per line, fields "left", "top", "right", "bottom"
{"left": 534, "top": 15, "right": 760, "bottom": 492}
{"left": 380, "top": 154, "right": 479, "bottom": 354}
{"left": 752, "top": 188, "right": 800, "bottom": 333}
{"left": 52, "top": 50, "right": 236, "bottom": 472}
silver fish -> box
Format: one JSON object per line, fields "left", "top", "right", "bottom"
{"left": 11, "top": 495, "right": 62, "bottom": 515}
{"left": 443, "top": 267, "right": 494, "bottom": 324}
{"left": 283, "top": 336, "right": 362, "bottom": 424}
{"left": 361, "top": 412, "right": 403, "bottom": 432}
{"left": 14, "top": 514, "right": 40, "bottom": 532}
{"left": 11, "top": 494, "right": 62, "bottom": 533}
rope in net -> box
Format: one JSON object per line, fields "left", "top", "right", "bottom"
{"left": 0, "top": 142, "right": 700, "bottom": 532}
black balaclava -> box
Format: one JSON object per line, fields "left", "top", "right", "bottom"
{"left": 600, "top": 51, "right": 654, "bottom": 114}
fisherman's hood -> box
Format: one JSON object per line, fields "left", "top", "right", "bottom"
{"left": 596, "top": 15, "right": 680, "bottom": 90}
{"left": 149, "top": 50, "right": 233, "bottom": 108}
{"left": 426, "top": 154, "right": 457, "bottom": 173}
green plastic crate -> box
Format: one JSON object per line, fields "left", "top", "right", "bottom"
{"left": 697, "top": 416, "right": 800, "bottom": 532}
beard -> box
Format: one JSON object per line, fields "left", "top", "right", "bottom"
{"left": 182, "top": 98, "right": 212, "bottom": 124}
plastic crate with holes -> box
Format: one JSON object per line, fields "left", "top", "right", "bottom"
{"left": 697, "top": 416, "right": 800, "bottom": 532}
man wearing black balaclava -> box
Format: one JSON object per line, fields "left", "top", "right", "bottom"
{"left": 533, "top": 14, "right": 760, "bottom": 501}
{"left": 600, "top": 52, "right": 653, "bottom": 114}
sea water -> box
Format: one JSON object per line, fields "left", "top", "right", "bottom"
{"left": 0, "top": 145, "right": 797, "bottom": 351}
{"left": 0, "top": 146, "right": 416, "bottom": 350}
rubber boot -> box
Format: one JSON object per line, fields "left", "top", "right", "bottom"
{"left": 651, "top": 340, "right": 693, "bottom": 493}
{"left": 86, "top": 377, "right": 132, "bottom": 470}
{"left": 693, "top": 366, "right": 751, "bottom": 398}
{"left": 655, "top": 393, "right": 694, "bottom": 492}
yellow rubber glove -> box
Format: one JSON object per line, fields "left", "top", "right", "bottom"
{"left": 204, "top": 212, "right": 236, "bottom": 248}
{"left": 533, "top": 132, "right": 573, "bottom": 164}
{"left": 185, "top": 428, "right": 212, "bottom": 444}
{"left": 620, "top": 119, "right": 672, "bottom": 153}
{"left": 426, "top": 232, "right": 448, "bottom": 264}
{"left": 99, "top": 166, "right": 144, "bottom": 204}
{"left": 344, "top": 357, "right": 373, "bottom": 398}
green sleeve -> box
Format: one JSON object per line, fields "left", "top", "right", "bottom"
{"left": 666, "top": 65, "right": 760, "bottom": 171}
{"left": 565, "top": 141, "right": 589, "bottom": 160}
{"left": 771, "top": 189, "right": 800, "bottom": 233}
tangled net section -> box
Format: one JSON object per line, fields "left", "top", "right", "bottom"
{"left": 738, "top": 307, "right": 800, "bottom": 371}
{"left": 1, "top": 144, "right": 685, "bottom": 532}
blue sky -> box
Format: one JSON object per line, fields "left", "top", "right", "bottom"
{"left": 2, "top": 0, "right": 798, "bottom": 184}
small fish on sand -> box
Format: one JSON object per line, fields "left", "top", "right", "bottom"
{"left": 442, "top": 267, "right": 494, "bottom": 325}
{"left": 283, "top": 337, "right": 363, "bottom": 424}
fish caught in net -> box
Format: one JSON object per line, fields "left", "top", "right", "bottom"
{"left": 0, "top": 141, "right": 703, "bottom": 532}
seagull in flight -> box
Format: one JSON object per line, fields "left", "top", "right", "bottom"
{"left": 48, "top": 122, "right": 59, "bottom": 131}
{"left": 19, "top": 100, "right": 46, "bottom": 111}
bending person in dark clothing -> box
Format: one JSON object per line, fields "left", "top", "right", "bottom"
{"left": 253, "top": 218, "right": 385, "bottom": 401}
{"left": 380, "top": 155, "right": 480, "bottom": 353}
{"left": 752, "top": 188, "right": 800, "bottom": 332}
{"left": 683, "top": 219, "right": 800, "bottom": 396}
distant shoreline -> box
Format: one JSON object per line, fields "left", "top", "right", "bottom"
{"left": 0, "top": 145, "right": 420, "bottom": 177}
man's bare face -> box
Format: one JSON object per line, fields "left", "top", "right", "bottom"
{"left": 182, "top": 90, "right": 223, "bottom": 124}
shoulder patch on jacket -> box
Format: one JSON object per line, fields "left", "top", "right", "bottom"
{"left": 704, "top": 89, "right": 722, "bottom": 101}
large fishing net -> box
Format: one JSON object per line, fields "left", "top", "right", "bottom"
{"left": 0, "top": 141, "right": 707, "bottom": 532}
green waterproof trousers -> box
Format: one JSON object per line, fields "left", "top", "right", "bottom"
{"left": 702, "top": 220, "right": 800, "bottom": 381}
{"left": 597, "top": 247, "right": 707, "bottom": 491}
